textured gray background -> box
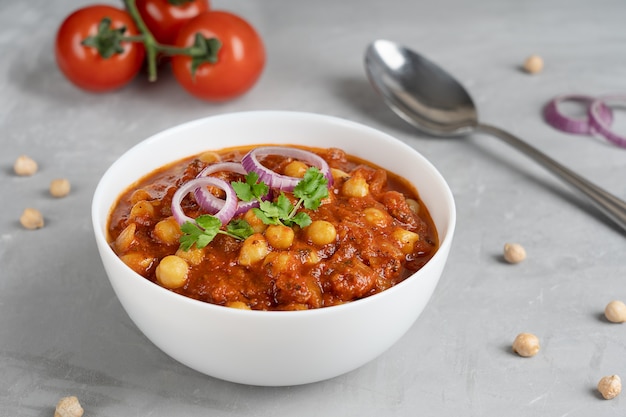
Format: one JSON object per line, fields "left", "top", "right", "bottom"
{"left": 1, "top": 0, "right": 626, "bottom": 416}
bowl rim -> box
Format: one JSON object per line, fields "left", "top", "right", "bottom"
{"left": 92, "top": 110, "right": 456, "bottom": 317}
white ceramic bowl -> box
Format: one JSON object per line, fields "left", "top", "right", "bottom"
{"left": 92, "top": 111, "right": 456, "bottom": 386}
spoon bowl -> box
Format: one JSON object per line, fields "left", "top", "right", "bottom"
{"left": 365, "top": 39, "right": 477, "bottom": 137}
{"left": 364, "top": 39, "right": 626, "bottom": 233}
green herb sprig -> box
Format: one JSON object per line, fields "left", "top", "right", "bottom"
{"left": 179, "top": 215, "right": 254, "bottom": 251}
{"left": 232, "top": 167, "right": 329, "bottom": 228}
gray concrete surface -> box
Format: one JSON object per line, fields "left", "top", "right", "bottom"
{"left": 2, "top": 0, "right": 625, "bottom": 415}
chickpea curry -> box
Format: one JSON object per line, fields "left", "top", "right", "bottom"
{"left": 107, "top": 145, "right": 439, "bottom": 311}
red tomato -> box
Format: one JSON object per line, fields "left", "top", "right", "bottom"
{"left": 55, "top": 5, "right": 145, "bottom": 92}
{"left": 171, "top": 11, "right": 265, "bottom": 102}
{"left": 135, "top": 0, "right": 210, "bottom": 45}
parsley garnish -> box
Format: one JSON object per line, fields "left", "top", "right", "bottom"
{"left": 179, "top": 215, "right": 254, "bottom": 251}
{"left": 179, "top": 167, "right": 329, "bottom": 251}
{"left": 233, "top": 167, "right": 329, "bottom": 228}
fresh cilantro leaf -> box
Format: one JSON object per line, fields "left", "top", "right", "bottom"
{"left": 226, "top": 219, "right": 255, "bottom": 240}
{"left": 179, "top": 215, "right": 253, "bottom": 251}
{"left": 195, "top": 214, "right": 222, "bottom": 231}
{"left": 179, "top": 215, "right": 220, "bottom": 250}
{"left": 232, "top": 171, "right": 269, "bottom": 202}
{"left": 293, "top": 167, "right": 329, "bottom": 210}
{"left": 290, "top": 212, "right": 312, "bottom": 228}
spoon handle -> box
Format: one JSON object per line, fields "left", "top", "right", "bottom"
{"left": 476, "top": 123, "right": 626, "bottom": 233}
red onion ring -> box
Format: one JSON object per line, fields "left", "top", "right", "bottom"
{"left": 195, "top": 161, "right": 270, "bottom": 216}
{"left": 194, "top": 162, "right": 247, "bottom": 214}
{"left": 171, "top": 177, "right": 237, "bottom": 226}
{"left": 241, "top": 146, "right": 334, "bottom": 192}
{"left": 588, "top": 96, "right": 626, "bottom": 148}
{"left": 543, "top": 95, "right": 613, "bottom": 135}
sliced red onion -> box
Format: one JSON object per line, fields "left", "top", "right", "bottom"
{"left": 171, "top": 177, "right": 237, "bottom": 226}
{"left": 544, "top": 95, "right": 613, "bottom": 135}
{"left": 195, "top": 161, "right": 269, "bottom": 216}
{"left": 197, "top": 161, "right": 248, "bottom": 178}
{"left": 588, "top": 96, "right": 626, "bottom": 148}
{"left": 194, "top": 162, "right": 247, "bottom": 214}
{"left": 241, "top": 146, "right": 334, "bottom": 192}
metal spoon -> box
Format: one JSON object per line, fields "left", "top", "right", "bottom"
{"left": 364, "top": 39, "right": 626, "bottom": 233}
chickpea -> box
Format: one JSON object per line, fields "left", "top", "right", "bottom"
{"left": 130, "top": 189, "right": 152, "bottom": 204}
{"left": 243, "top": 209, "right": 267, "bottom": 234}
{"left": 283, "top": 160, "right": 308, "bottom": 178}
{"left": 50, "top": 178, "right": 71, "bottom": 198}
{"left": 54, "top": 396, "right": 84, "bottom": 417}
{"left": 363, "top": 207, "right": 391, "bottom": 228}
{"left": 175, "top": 246, "right": 204, "bottom": 266}
{"left": 153, "top": 217, "right": 182, "bottom": 245}
{"left": 299, "top": 248, "right": 320, "bottom": 265}
{"left": 226, "top": 301, "right": 251, "bottom": 310}
{"left": 198, "top": 151, "right": 221, "bottom": 164}
{"left": 119, "top": 252, "right": 154, "bottom": 275}
{"left": 265, "top": 224, "right": 295, "bottom": 249}
{"left": 238, "top": 233, "right": 270, "bottom": 266}
{"left": 114, "top": 223, "right": 137, "bottom": 253}
{"left": 604, "top": 300, "right": 626, "bottom": 323}
{"left": 597, "top": 375, "right": 621, "bottom": 400}
{"left": 406, "top": 198, "right": 420, "bottom": 214}
{"left": 305, "top": 220, "right": 337, "bottom": 246}
{"left": 503, "top": 243, "right": 526, "bottom": 264}
{"left": 512, "top": 332, "right": 540, "bottom": 357}
{"left": 523, "top": 54, "right": 544, "bottom": 74}
{"left": 392, "top": 228, "right": 420, "bottom": 255}
{"left": 263, "top": 251, "right": 295, "bottom": 275}
{"left": 156, "top": 255, "right": 189, "bottom": 289}
{"left": 342, "top": 173, "right": 369, "bottom": 197}
{"left": 129, "top": 200, "right": 155, "bottom": 221}
{"left": 330, "top": 168, "right": 350, "bottom": 182}
{"left": 19, "top": 208, "right": 44, "bottom": 230}
{"left": 13, "top": 155, "right": 38, "bottom": 176}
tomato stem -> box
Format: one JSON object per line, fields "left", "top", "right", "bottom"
{"left": 81, "top": 0, "right": 222, "bottom": 83}
{"left": 124, "top": 0, "right": 159, "bottom": 82}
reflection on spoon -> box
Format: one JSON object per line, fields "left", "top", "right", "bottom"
{"left": 364, "top": 39, "right": 626, "bottom": 233}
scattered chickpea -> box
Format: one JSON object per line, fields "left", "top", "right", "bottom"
{"left": 19, "top": 208, "right": 44, "bottom": 230}
{"left": 523, "top": 54, "right": 544, "bottom": 74}
{"left": 512, "top": 332, "right": 540, "bottom": 357}
{"left": 54, "top": 396, "right": 84, "bottom": 417}
{"left": 597, "top": 375, "right": 621, "bottom": 400}
{"left": 13, "top": 155, "right": 38, "bottom": 176}
{"left": 50, "top": 178, "right": 71, "bottom": 198}
{"left": 503, "top": 242, "right": 526, "bottom": 264}
{"left": 604, "top": 300, "right": 626, "bottom": 323}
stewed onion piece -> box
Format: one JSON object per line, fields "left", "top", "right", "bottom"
{"left": 171, "top": 177, "right": 237, "bottom": 225}
{"left": 241, "top": 146, "right": 334, "bottom": 192}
